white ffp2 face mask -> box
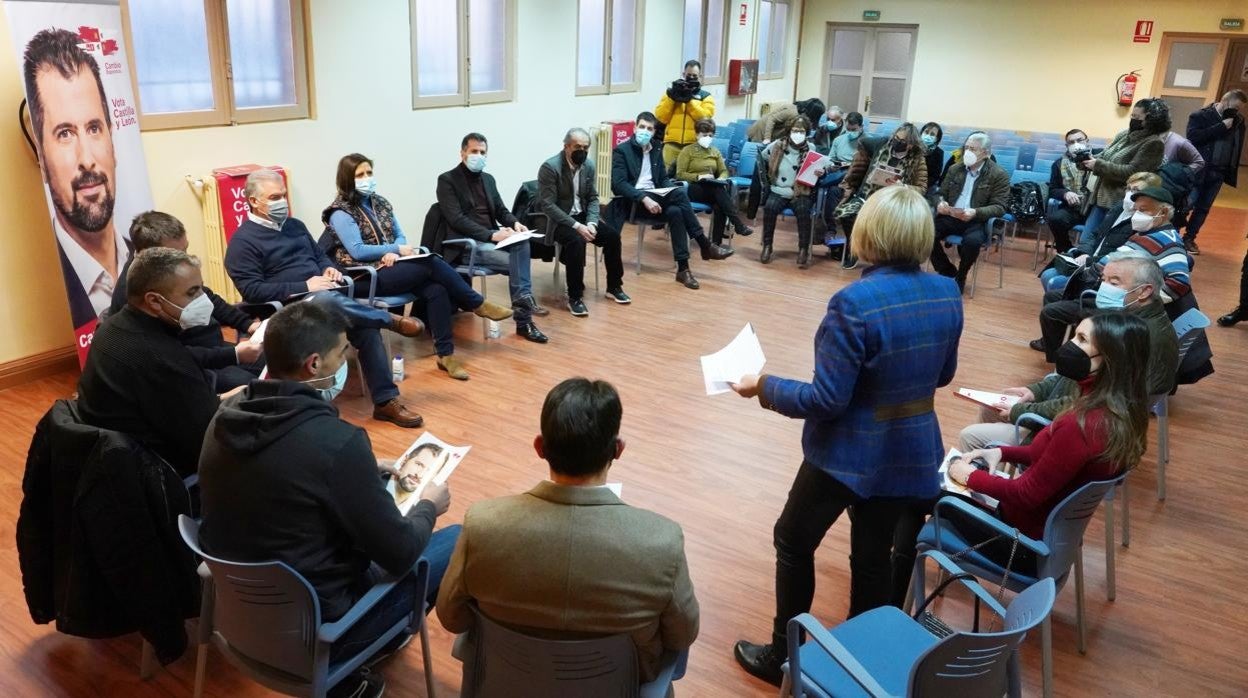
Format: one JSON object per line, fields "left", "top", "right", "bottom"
{"left": 162, "top": 292, "right": 213, "bottom": 330}
{"left": 1130, "top": 210, "right": 1157, "bottom": 232}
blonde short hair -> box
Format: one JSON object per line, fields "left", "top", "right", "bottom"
{"left": 850, "top": 186, "right": 934, "bottom": 266}
{"left": 1126, "top": 171, "right": 1162, "bottom": 189}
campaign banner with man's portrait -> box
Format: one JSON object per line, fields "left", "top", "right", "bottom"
{"left": 5, "top": 0, "right": 153, "bottom": 365}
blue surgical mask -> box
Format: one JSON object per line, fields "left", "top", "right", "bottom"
{"left": 921, "top": 134, "right": 937, "bottom": 147}
{"left": 847, "top": 130, "right": 861, "bottom": 140}
{"left": 266, "top": 198, "right": 290, "bottom": 227}
{"left": 634, "top": 130, "right": 653, "bottom": 146}
{"left": 305, "top": 361, "right": 348, "bottom": 402}
{"left": 355, "top": 177, "right": 376, "bottom": 196}
{"left": 465, "top": 154, "right": 487, "bottom": 173}
{"left": 1095, "top": 282, "right": 1143, "bottom": 310}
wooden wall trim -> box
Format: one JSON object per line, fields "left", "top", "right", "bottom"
{"left": 0, "top": 347, "right": 77, "bottom": 392}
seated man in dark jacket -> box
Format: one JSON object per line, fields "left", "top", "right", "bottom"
{"left": 1046, "top": 129, "right": 1094, "bottom": 252}
{"left": 434, "top": 132, "right": 550, "bottom": 344}
{"left": 198, "top": 300, "right": 459, "bottom": 698}
{"left": 930, "top": 132, "right": 1012, "bottom": 293}
{"left": 224, "top": 168, "right": 425, "bottom": 428}
{"left": 537, "top": 127, "right": 630, "bottom": 316}
{"left": 110, "top": 211, "right": 264, "bottom": 391}
{"left": 605, "top": 111, "right": 734, "bottom": 291}
{"left": 78, "top": 247, "right": 223, "bottom": 477}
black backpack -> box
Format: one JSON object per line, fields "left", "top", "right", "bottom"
{"left": 1007, "top": 181, "right": 1044, "bottom": 221}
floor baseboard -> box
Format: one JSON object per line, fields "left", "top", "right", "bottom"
{"left": 0, "top": 346, "right": 77, "bottom": 392}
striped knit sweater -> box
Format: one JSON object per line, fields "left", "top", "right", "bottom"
{"left": 1100, "top": 224, "right": 1191, "bottom": 302}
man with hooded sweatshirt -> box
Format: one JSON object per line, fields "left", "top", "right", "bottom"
{"left": 197, "top": 300, "right": 460, "bottom": 698}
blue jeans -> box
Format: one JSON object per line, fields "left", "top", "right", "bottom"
{"left": 309, "top": 293, "right": 399, "bottom": 405}
{"left": 1185, "top": 168, "right": 1225, "bottom": 241}
{"left": 1080, "top": 206, "right": 1107, "bottom": 245}
{"left": 474, "top": 241, "right": 534, "bottom": 324}
{"left": 329, "top": 525, "right": 463, "bottom": 665}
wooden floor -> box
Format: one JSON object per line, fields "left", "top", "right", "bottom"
{"left": 3, "top": 201, "right": 1247, "bottom": 697}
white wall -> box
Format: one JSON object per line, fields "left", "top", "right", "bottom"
{"left": 0, "top": 0, "right": 800, "bottom": 363}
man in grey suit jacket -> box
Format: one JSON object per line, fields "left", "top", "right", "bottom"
{"left": 436, "top": 378, "right": 699, "bottom": 683}
{"left": 538, "top": 128, "right": 630, "bottom": 317}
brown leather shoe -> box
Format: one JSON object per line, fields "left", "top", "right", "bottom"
{"left": 372, "top": 398, "right": 423, "bottom": 428}
{"left": 436, "top": 355, "right": 470, "bottom": 380}
{"left": 472, "top": 300, "right": 513, "bottom": 322}
{"left": 389, "top": 316, "right": 424, "bottom": 338}
{"left": 676, "top": 269, "right": 700, "bottom": 290}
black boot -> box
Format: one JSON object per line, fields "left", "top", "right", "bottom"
{"left": 734, "top": 640, "right": 785, "bottom": 687}
{"left": 797, "top": 226, "right": 812, "bottom": 268}
{"left": 1218, "top": 308, "right": 1245, "bottom": 327}
{"left": 797, "top": 246, "right": 811, "bottom": 268}
{"left": 760, "top": 244, "right": 773, "bottom": 264}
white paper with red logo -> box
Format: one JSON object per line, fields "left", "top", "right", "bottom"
{"left": 5, "top": 0, "right": 154, "bottom": 366}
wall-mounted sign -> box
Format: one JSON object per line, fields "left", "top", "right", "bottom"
{"left": 1134, "top": 20, "right": 1154, "bottom": 43}
{"left": 863, "top": 10, "right": 881, "bottom": 22}
{"left": 1221, "top": 18, "right": 1244, "bottom": 31}
{"left": 739, "top": 3, "right": 747, "bottom": 26}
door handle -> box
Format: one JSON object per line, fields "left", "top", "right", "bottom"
{"left": 864, "top": 95, "right": 872, "bottom": 111}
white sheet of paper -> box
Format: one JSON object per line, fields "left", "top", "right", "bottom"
{"left": 250, "top": 318, "right": 270, "bottom": 343}
{"left": 395, "top": 252, "right": 433, "bottom": 261}
{"left": 701, "top": 324, "right": 766, "bottom": 396}
{"left": 956, "top": 388, "right": 1022, "bottom": 410}
{"left": 1172, "top": 68, "right": 1203, "bottom": 88}
{"left": 494, "top": 231, "right": 544, "bottom": 250}
{"left": 939, "top": 448, "right": 1007, "bottom": 510}
{"left": 389, "top": 433, "right": 471, "bottom": 515}
{"left": 644, "top": 185, "right": 678, "bottom": 196}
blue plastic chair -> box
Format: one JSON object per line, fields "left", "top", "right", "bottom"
{"left": 457, "top": 604, "right": 685, "bottom": 698}
{"left": 783, "top": 551, "right": 1055, "bottom": 698}
{"left": 912, "top": 476, "right": 1125, "bottom": 698}
{"left": 731, "top": 141, "right": 761, "bottom": 188}
{"left": 177, "top": 515, "right": 437, "bottom": 698}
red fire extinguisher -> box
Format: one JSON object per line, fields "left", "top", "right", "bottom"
{"left": 1116, "top": 70, "right": 1140, "bottom": 107}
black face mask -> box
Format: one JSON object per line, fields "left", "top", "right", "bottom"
{"left": 1128, "top": 118, "right": 1144, "bottom": 132}
{"left": 891, "top": 140, "right": 908, "bottom": 155}
{"left": 1222, "top": 108, "right": 1240, "bottom": 120}
{"left": 1055, "top": 341, "right": 1097, "bottom": 381}
{"left": 570, "top": 149, "right": 588, "bottom": 166}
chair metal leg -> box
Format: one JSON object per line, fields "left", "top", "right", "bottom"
{"left": 477, "top": 276, "right": 490, "bottom": 340}
{"left": 1104, "top": 490, "right": 1116, "bottom": 602}
{"left": 139, "top": 639, "right": 156, "bottom": 679}
{"left": 1121, "top": 476, "right": 1130, "bottom": 547}
{"left": 420, "top": 617, "right": 437, "bottom": 698}
{"left": 780, "top": 671, "right": 793, "bottom": 697}
{"left": 1156, "top": 400, "right": 1168, "bottom": 500}
{"left": 635, "top": 223, "right": 645, "bottom": 274}
{"left": 968, "top": 252, "right": 980, "bottom": 299}
{"left": 1075, "top": 545, "right": 1087, "bottom": 655}
{"left": 193, "top": 643, "right": 209, "bottom": 698}
{"left": 1041, "top": 615, "right": 1053, "bottom": 698}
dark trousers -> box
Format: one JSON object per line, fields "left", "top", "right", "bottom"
{"left": 650, "top": 187, "right": 708, "bottom": 263}
{"left": 889, "top": 501, "right": 936, "bottom": 607}
{"left": 356, "top": 257, "right": 485, "bottom": 357}
{"left": 1038, "top": 288, "right": 1095, "bottom": 361}
{"left": 1046, "top": 205, "right": 1083, "bottom": 252}
{"left": 937, "top": 505, "right": 1039, "bottom": 579}
{"left": 552, "top": 213, "right": 624, "bottom": 300}
{"left": 816, "top": 171, "right": 847, "bottom": 226}
{"left": 687, "top": 180, "right": 746, "bottom": 244}
{"left": 329, "top": 525, "right": 462, "bottom": 665}
{"left": 211, "top": 362, "right": 264, "bottom": 392}
{"left": 770, "top": 461, "right": 915, "bottom": 649}
{"left": 930, "top": 215, "right": 987, "bottom": 284}
{"left": 1185, "top": 168, "right": 1226, "bottom": 241}
{"left": 310, "top": 293, "right": 399, "bottom": 405}
{"left": 761, "top": 193, "right": 813, "bottom": 249}
{"left": 1239, "top": 247, "right": 1248, "bottom": 309}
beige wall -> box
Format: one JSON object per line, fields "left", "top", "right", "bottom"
{"left": 0, "top": 0, "right": 802, "bottom": 364}
{"left": 798, "top": 0, "right": 1243, "bottom": 138}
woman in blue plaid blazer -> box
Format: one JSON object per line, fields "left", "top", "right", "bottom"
{"left": 731, "top": 186, "right": 964, "bottom": 686}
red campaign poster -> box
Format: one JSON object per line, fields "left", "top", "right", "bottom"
{"left": 5, "top": 0, "right": 155, "bottom": 366}
{"left": 606, "top": 120, "right": 635, "bottom": 147}
{"left": 213, "top": 165, "right": 289, "bottom": 243}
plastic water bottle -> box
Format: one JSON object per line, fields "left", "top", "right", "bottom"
{"left": 487, "top": 319, "right": 501, "bottom": 339}
{"left": 391, "top": 356, "right": 405, "bottom": 382}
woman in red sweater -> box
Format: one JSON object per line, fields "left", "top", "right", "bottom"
{"left": 945, "top": 312, "right": 1150, "bottom": 569}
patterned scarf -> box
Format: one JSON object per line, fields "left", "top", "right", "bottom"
{"left": 1059, "top": 155, "right": 1086, "bottom": 197}
{"left": 323, "top": 193, "right": 398, "bottom": 268}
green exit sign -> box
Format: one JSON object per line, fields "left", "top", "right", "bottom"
{"left": 863, "top": 10, "right": 881, "bottom": 21}
{"left": 1222, "top": 18, "right": 1244, "bottom": 30}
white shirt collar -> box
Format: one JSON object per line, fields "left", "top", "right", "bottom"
{"left": 248, "top": 211, "right": 281, "bottom": 231}
{"left": 54, "top": 217, "right": 128, "bottom": 316}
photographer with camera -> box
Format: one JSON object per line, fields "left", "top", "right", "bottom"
{"left": 655, "top": 60, "right": 716, "bottom": 166}
{"left": 1046, "top": 128, "right": 1097, "bottom": 251}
